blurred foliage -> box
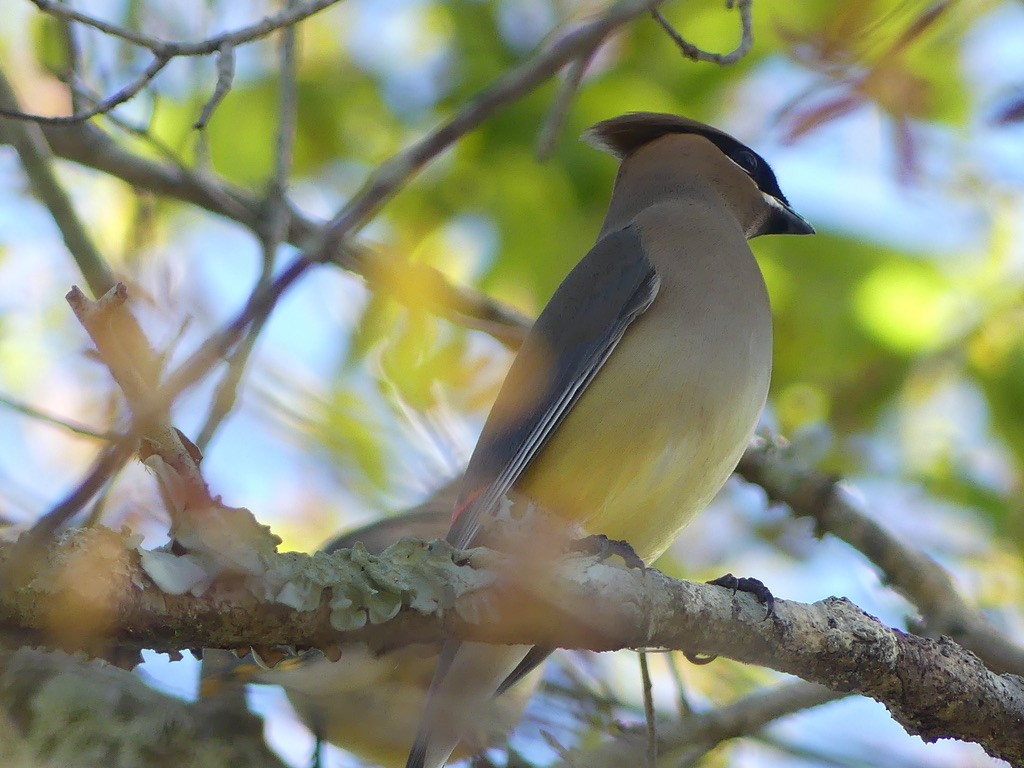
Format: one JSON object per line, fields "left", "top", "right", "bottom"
{"left": 3, "top": 0, "right": 1024, "bottom": 766}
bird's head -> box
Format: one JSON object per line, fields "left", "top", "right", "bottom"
{"left": 584, "top": 112, "right": 814, "bottom": 238}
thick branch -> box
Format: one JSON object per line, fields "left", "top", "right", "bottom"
{"left": 0, "top": 528, "right": 1020, "bottom": 764}
{"left": 0, "top": 647, "right": 287, "bottom": 768}
{"left": 737, "top": 435, "right": 1024, "bottom": 677}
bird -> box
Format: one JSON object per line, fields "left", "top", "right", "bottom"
{"left": 201, "top": 495, "right": 540, "bottom": 768}
{"left": 404, "top": 112, "right": 814, "bottom": 768}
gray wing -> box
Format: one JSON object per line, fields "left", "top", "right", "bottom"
{"left": 322, "top": 508, "right": 452, "bottom": 555}
{"left": 448, "top": 225, "right": 659, "bottom": 549}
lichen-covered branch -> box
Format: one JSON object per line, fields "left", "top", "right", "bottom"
{"left": 0, "top": 527, "right": 1020, "bottom": 764}
{"left": 0, "top": 647, "right": 287, "bottom": 768}
{"left": 737, "top": 435, "right": 1024, "bottom": 678}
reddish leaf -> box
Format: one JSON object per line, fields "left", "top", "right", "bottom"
{"left": 781, "top": 92, "right": 865, "bottom": 143}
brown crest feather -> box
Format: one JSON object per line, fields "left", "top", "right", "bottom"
{"left": 583, "top": 112, "right": 738, "bottom": 159}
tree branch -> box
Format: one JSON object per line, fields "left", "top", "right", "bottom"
{"left": 0, "top": 69, "right": 116, "bottom": 296}
{"left": 0, "top": 394, "right": 115, "bottom": 441}
{"left": 570, "top": 681, "right": 844, "bottom": 767}
{"left": 0, "top": 647, "right": 287, "bottom": 768}
{"left": 0, "top": 528, "right": 1020, "bottom": 764}
{"left": 652, "top": 0, "right": 753, "bottom": 65}
{"left": 0, "top": 52, "right": 171, "bottom": 125}
{"left": 29, "top": 0, "right": 341, "bottom": 56}
{"left": 737, "top": 435, "right": 1024, "bottom": 678}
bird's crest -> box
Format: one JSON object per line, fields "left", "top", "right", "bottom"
{"left": 582, "top": 112, "right": 737, "bottom": 159}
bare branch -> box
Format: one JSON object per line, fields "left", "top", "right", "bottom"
{"left": 0, "top": 71, "right": 212, "bottom": 540}
{"left": 66, "top": 285, "right": 157, "bottom": 409}
{"left": 19, "top": 0, "right": 655, "bottom": 444}
{"left": 0, "top": 69, "right": 116, "bottom": 295}
{"left": 737, "top": 435, "right": 1024, "bottom": 678}
{"left": 20, "top": 440, "right": 135, "bottom": 545}
{"left": 536, "top": 46, "right": 601, "bottom": 160}
{"left": 572, "top": 681, "right": 843, "bottom": 767}
{"left": 193, "top": 42, "right": 236, "bottom": 130}
{"left": 127, "top": 0, "right": 680, "bottom": 423}
{"left": 20, "top": 125, "right": 529, "bottom": 347}
{"left": 0, "top": 395, "right": 114, "bottom": 441}
{"left": 638, "top": 652, "right": 657, "bottom": 767}
{"left": 9, "top": 1, "right": 338, "bottom": 124}
{"left": 652, "top": 0, "right": 753, "bottom": 65}
{"left": 0, "top": 53, "right": 170, "bottom": 125}
{"left": 310, "top": 0, "right": 679, "bottom": 260}
{"left": 64, "top": 284, "right": 212, "bottom": 510}
{"left": 29, "top": 0, "right": 340, "bottom": 57}
{"left": 195, "top": 15, "right": 298, "bottom": 450}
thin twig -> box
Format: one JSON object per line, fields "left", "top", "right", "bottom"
{"left": 652, "top": 0, "right": 753, "bottom": 65}
{"left": 536, "top": 45, "right": 601, "bottom": 161}
{"left": 0, "top": 70, "right": 115, "bottom": 296}
{"left": 0, "top": 395, "right": 115, "bottom": 441}
{"left": 193, "top": 42, "right": 236, "bottom": 129}
{"left": 674, "top": 683, "right": 842, "bottom": 768}
{"left": 572, "top": 680, "right": 840, "bottom": 766}
{"left": 23, "top": 438, "right": 135, "bottom": 544}
{"left": 32, "top": 120, "right": 530, "bottom": 346}
{"left": 29, "top": 0, "right": 340, "bottom": 58}
{"left": 8, "top": 1, "right": 338, "bottom": 125}
{"left": 66, "top": 284, "right": 158, "bottom": 409}
{"left": 91, "top": 102, "right": 256, "bottom": 223}
{"left": 56, "top": 11, "right": 83, "bottom": 112}
{"left": 638, "top": 652, "right": 657, "bottom": 768}
{"left": 310, "top": 0, "right": 678, "bottom": 261}
{"left": 196, "top": 14, "right": 299, "bottom": 450}
{"left": 666, "top": 651, "right": 693, "bottom": 717}
{"left": 0, "top": 52, "right": 171, "bottom": 124}
{"left": 81, "top": 481, "right": 114, "bottom": 529}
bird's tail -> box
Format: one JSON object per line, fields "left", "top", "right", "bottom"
{"left": 405, "top": 640, "right": 531, "bottom": 768}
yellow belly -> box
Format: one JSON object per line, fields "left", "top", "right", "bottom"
{"left": 516, "top": 253, "right": 771, "bottom": 564}
{"left": 273, "top": 644, "right": 537, "bottom": 767}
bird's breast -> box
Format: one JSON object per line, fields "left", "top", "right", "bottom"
{"left": 516, "top": 205, "right": 772, "bottom": 564}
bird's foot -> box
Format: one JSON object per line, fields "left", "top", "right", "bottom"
{"left": 707, "top": 572, "right": 775, "bottom": 619}
{"left": 570, "top": 534, "right": 645, "bottom": 570}
{"left": 683, "top": 573, "right": 775, "bottom": 666}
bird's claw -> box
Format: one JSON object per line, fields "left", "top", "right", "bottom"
{"left": 683, "top": 574, "right": 774, "bottom": 666}
{"left": 571, "top": 534, "right": 645, "bottom": 570}
{"left": 707, "top": 572, "right": 775, "bottom": 619}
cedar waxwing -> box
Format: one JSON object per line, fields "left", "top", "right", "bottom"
{"left": 203, "top": 502, "right": 540, "bottom": 768}
{"left": 405, "top": 113, "right": 814, "bottom": 768}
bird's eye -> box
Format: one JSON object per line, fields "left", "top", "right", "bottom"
{"left": 732, "top": 149, "right": 759, "bottom": 174}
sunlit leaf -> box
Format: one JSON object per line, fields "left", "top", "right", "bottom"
{"left": 854, "top": 261, "right": 952, "bottom": 354}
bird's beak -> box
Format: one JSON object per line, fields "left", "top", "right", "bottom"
{"left": 778, "top": 206, "right": 815, "bottom": 235}
{"left": 763, "top": 194, "right": 815, "bottom": 236}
